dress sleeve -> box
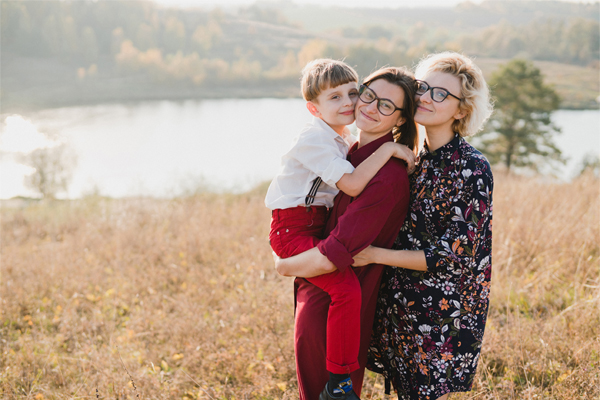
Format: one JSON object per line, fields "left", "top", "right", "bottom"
{"left": 424, "top": 166, "right": 494, "bottom": 275}
{"left": 290, "top": 131, "right": 355, "bottom": 187}
{"left": 317, "top": 170, "right": 408, "bottom": 273}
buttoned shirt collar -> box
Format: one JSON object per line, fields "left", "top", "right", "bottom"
{"left": 312, "top": 117, "right": 355, "bottom": 146}
{"left": 420, "top": 133, "right": 461, "bottom": 162}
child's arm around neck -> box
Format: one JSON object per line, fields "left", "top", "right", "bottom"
{"left": 336, "top": 141, "right": 416, "bottom": 197}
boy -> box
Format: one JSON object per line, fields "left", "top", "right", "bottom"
{"left": 265, "top": 59, "right": 413, "bottom": 399}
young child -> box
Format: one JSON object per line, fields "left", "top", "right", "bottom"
{"left": 265, "top": 59, "right": 414, "bottom": 399}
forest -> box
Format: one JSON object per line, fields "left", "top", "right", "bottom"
{"left": 1, "top": 0, "right": 599, "bottom": 111}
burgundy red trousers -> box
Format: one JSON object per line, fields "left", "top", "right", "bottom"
{"left": 269, "top": 206, "right": 361, "bottom": 375}
{"left": 294, "top": 264, "right": 384, "bottom": 400}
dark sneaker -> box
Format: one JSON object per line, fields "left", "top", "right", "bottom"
{"left": 318, "top": 382, "right": 361, "bottom": 400}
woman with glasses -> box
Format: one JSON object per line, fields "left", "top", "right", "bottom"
{"left": 357, "top": 52, "right": 494, "bottom": 400}
{"left": 275, "top": 66, "right": 419, "bottom": 400}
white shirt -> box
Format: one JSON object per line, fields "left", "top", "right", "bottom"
{"left": 265, "top": 117, "right": 356, "bottom": 210}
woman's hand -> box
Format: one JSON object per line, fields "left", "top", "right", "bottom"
{"left": 352, "top": 245, "right": 378, "bottom": 267}
{"left": 354, "top": 247, "right": 428, "bottom": 272}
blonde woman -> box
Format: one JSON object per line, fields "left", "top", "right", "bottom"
{"left": 356, "top": 52, "right": 494, "bottom": 400}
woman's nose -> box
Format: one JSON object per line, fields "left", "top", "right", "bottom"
{"left": 365, "top": 100, "right": 379, "bottom": 113}
{"left": 419, "top": 89, "right": 433, "bottom": 103}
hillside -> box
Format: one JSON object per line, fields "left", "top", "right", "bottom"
{"left": 1, "top": 0, "right": 598, "bottom": 112}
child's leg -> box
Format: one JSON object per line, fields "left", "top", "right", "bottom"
{"left": 294, "top": 278, "right": 329, "bottom": 400}
{"left": 307, "top": 269, "right": 361, "bottom": 376}
{"left": 271, "top": 207, "right": 361, "bottom": 393}
{"left": 269, "top": 206, "right": 327, "bottom": 258}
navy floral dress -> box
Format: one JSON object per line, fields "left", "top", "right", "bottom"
{"left": 367, "top": 134, "right": 493, "bottom": 399}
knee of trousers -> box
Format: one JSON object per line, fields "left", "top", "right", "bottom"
{"left": 327, "top": 277, "right": 361, "bottom": 307}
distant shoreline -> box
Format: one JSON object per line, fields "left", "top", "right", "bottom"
{"left": 3, "top": 54, "right": 598, "bottom": 114}
{"left": 0, "top": 82, "right": 302, "bottom": 115}
{"left": 3, "top": 88, "right": 598, "bottom": 115}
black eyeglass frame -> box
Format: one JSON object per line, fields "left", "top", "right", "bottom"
{"left": 415, "top": 80, "right": 463, "bottom": 102}
{"left": 358, "top": 84, "right": 404, "bottom": 116}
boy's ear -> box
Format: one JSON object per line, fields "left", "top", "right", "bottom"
{"left": 306, "top": 101, "right": 321, "bottom": 118}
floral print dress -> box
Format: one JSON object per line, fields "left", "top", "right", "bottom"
{"left": 367, "top": 134, "right": 494, "bottom": 399}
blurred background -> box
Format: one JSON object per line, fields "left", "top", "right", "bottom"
{"left": 1, "top": 2, "right": 599, "bottom": 399}
{"left": 1, "top": 0, "right": 599, "bottom": 199}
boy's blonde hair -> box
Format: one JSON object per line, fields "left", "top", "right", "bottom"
{"left": 415, "top": 52, "right": 493, "bottom": 137}
{"left": 301, "top": 59, "right": 358, "bottom": 102}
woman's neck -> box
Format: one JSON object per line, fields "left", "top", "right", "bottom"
{"left": 357, "top": 130, "right": 389, "bottom": 148}
{"left": 424, "top": 125, "right": 455, "bottom": 152}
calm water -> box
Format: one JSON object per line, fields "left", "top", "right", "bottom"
{"left": 1, "top": 99, "right": 598, "bottom": 199}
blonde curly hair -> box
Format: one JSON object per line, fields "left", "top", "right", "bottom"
{"left": 415, "top": 52, "right": 493, "bottom": 137}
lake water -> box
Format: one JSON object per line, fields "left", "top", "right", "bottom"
{"left": 1, "top": 99, "right": 598, "bottom": 199}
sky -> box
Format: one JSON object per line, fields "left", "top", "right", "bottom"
{"left": 151, "top": 0, "right": 596, "bottom": 9}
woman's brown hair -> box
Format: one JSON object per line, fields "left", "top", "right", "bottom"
{"left": 363, "top": 67, "right": 419, "bottom": 152}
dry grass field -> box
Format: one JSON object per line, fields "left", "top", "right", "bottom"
{"left": 1, "top": 174, "right": 599, "bottom": 400}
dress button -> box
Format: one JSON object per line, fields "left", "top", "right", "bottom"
{"left": 277, "top": 231, "right": 279, "bottom": 235}
{"left": 286, "top": 229, "right": 289, "bottom": 232}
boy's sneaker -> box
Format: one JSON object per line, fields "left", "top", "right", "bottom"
{"left": 319, "top": 378, "right": 361, "bottom": 400}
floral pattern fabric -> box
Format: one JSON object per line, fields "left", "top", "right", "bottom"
{"left": 367, "top": 135, "right": 494, "bottom": 399}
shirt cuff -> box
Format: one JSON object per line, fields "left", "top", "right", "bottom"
{"left": 317, "top": 236, "right": 354, "bottom": 273}
{"left": 320, "top": 158, "right": 355, "bottom": 188}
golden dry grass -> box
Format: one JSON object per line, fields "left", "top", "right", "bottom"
{"left": 1, "top": 174, "right": 599, "bottom": 400}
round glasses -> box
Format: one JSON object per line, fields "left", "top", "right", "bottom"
{"left": 358, "top": 85, "right": 403, "bottom": 116}
{"left": 415, "top": 80, "right": 463, "bottom": 103}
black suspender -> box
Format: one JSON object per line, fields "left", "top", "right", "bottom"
{"left": 304, "top": 177, "right": 322, "bottom": 208}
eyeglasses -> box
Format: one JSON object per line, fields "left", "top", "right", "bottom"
{"left": 358, "top": 85, "right": 403, "bottom": 116}
{"left": 415, "top": 80, "right": 463, "bottom": 103}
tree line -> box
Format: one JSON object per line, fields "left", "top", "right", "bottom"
{"left": 2, "top": 1, "right": 598, "bottom": 92}
{"left": 5, "top": 0, "right": 598, "bottom": 197}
